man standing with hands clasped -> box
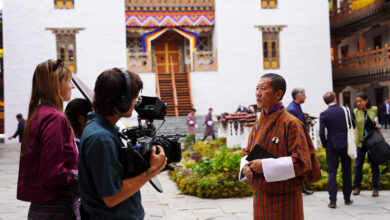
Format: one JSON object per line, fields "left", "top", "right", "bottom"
{"left": 240, "top": 73, "right": 321, "bottom": 219}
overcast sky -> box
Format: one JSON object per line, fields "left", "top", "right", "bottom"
{"left": 0, "top": 1, "right": 3, "bottom": 10}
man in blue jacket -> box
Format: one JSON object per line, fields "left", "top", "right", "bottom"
{"left": 286, "top": 87, "right": 313, "bottom": 195}
{"left": 319, "top": 91, "right": 353, "bottom": 208}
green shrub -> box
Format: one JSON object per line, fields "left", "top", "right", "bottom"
{"left": 184, "top": 133, "right": 195, "bottom": 149}
{"left": 192, "top": 138, "right": 226, "bottom": 158}
{"left": 170, "top": 139, "right": 252, "bottom": 198}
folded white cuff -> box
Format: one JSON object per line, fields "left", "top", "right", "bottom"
{"left": 262, "top": 157, "right": 295, "bottom": 182}
{"left": 239, "top": 155, "right": 248, "bottom": 181}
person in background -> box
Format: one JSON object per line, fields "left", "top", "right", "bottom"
{"left": 8, "top": 113, "right": 25, "bottom": 143}
{"left": 65, "top": 98, "right": 93, "bottom": 149}
{"left": 286, "top": 87, "right": 314, "bottom": 195}
{"left": 319, "top": 92, "right": 353, "bottom": 208}
{"left": 202, "top": 108, "right": 215, "bottom": 141}
{"left": 353, "top": 92, "right": 380, "bottom": 197}
{"left": 236, "top": 105, "right": 248, "bottom": 112}
{"left": 17, "top": 59, "right": 80, "bottom": 219}
{"left": 186, "top": 108, "right": 197, "bottom": 143}
{"left": 383, "top": 99, "right": 390, "bottom": 129}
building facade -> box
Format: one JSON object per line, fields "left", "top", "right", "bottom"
{"left": 3, "top": 0, "right": 332, "bottom": 140}
{"left": 330, "top": 0, "right": 390, "bottom": 107}
{"left": 126, "top": 0, "right": 333, "bottom": 116}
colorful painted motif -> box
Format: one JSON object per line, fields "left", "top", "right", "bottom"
{"left": 126, "top": 11, "right": 215, "bottom": 27}
{"left": 352, "top": 0, "right": 376, "bottom": 10}
{"left": 142, "top": 28, "right": 198, "bottom": 52}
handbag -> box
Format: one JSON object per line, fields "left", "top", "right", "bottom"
{"left": 343, "top": 107, "right": 356, "bottom": 159}
{"left": 362, "top": 128, "right": 390, "bottom": 164}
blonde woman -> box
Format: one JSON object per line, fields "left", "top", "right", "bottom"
{"left": 17, "top": 59, "right": 80, "bottom": 219}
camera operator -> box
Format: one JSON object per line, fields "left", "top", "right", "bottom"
{"left": 78, "top": 68, "right": 167, "bottom": 219}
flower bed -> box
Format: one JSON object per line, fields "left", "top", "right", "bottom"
{"left": 170, "top": 139, "right": 252, "bottom": 198}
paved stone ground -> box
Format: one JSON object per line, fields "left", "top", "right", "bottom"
{"left": 2, "top": 129, "right": 390, "bottom": 219}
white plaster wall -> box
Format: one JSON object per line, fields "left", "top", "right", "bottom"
{"left": 3, "top": 0, "right": 126, "bottom": 142}
{"left": 138, "top": 72, "right": 156, "bottom": 97}
{"left": 202, "top": 0, "right": 333, "bottom": 118}
{"left": 226, "top": 122, "right": 244, "bottom": 149}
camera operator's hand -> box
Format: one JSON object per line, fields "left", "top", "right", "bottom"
{"left": 147, "top": 145, "right": 167, "bottom": 178}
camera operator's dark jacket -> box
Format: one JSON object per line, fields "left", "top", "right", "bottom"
{"left": 79, "top": 112, "right": 144, "bottom": 220}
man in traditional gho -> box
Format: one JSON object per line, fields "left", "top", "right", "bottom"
{"left": 239, "top": 73, "right": 321, "bottom": 220}
{"left": 186, "top": 108, "right": 197, "bottom": 134}
{"left": 202, "top": 107, "right": 215, "bottom": 141}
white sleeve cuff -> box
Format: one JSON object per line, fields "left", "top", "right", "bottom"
{"left": 262, "top": 157, "right": 295, "bottom": 182}
{"left": 239, "top": 155, "right": 249, "bottom": 181}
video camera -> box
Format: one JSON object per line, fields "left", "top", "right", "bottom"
{"left": 118, "top": 96, "right": 184, "bottom": 180}
{"left": 71, "top": 75, "right": 183, "bottom": 192}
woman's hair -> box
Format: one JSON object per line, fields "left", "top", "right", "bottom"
{"left": 65, "top": 98, "right": 93, "bottom": 134}
{"left": 93, "top": 68, "right": 143, "bottom": 116}
{"left": 22, "top": 59, "right": 72, "bottom": 155}
{"left": 356, "top": 92, "right": 372, "bottom": 109}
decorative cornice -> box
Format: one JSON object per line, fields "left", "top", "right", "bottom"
{"left": 126, "top": 11, "right": 215, "bottom": 27}
{"left": 126, "top": 0, "right": 215, "bottom": 12}
{"left": 255, "top": 25, "right": 287, "bottom": 33}
{"left": 45, "top": 28, "right": 85, "bottom": 35}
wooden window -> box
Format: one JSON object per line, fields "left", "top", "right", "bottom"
{"left": 54, "top": 0, "right": 74, "bottom": 9}
{"left": 56, "top": 34, "right": 77, "bottom": 72}
{"left": 263, "top": 32, "right": 279, "bottom": 69}
{"left": 262, "top": 0, "right": 277, "bottom": 9}
{"left": 127, "top": 37, "right": 143, "bottom": 53}
{"left": 197, "top": 36, "right": 212, "bottom": 52}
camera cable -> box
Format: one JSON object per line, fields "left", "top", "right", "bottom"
{"left": 146, "top": 156, "right": 167, "bottom": 176}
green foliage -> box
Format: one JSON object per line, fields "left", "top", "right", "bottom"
{"left": 192, "top": 138, "right": 226, "bottom": 158}
{"left": 184, "top": 133, "right": 195, "bottom": 149}
{"left": 170, "top": 138, "right": 252, "bottom": 198}
{"left": 308, "top": 147, "right": 390, "bottom": 191}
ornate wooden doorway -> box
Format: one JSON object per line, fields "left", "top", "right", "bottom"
{"left": 152, "top": 31, "right": 193, "bottom": 116}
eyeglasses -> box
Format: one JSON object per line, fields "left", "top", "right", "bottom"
{"left": 135, "top": 96, "right": 142, "bottom": 106}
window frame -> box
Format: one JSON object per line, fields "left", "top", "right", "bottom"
{"left": 54, "top": 0, "right": 74, "bottom": 9}
{"left": 262, "top": 32, "right": 280, "bottom": 69}
{"left": 56, "top": 34, "right": 77, "bottom": 73}
{"left": 261, "top": 0, "right": 277, "bottom": 9}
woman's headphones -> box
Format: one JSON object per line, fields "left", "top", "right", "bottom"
{"left": 116, "top": 68, "right": 132, "bottom": 113}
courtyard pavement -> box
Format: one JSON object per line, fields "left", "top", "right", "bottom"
{"left": 1, "top": 130, "right": 390, "bottom": 219}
